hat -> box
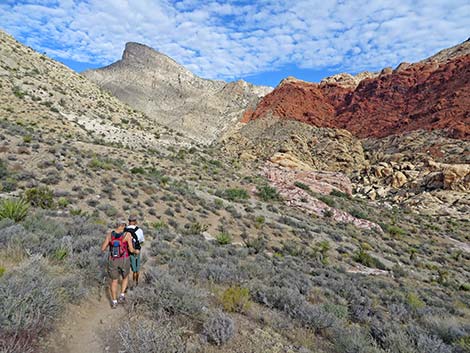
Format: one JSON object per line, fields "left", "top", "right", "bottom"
{"left": 128, "top": 214, "right": 138, "bottom": 221}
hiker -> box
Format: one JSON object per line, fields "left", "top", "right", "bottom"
{"left": 101, "top": 220, "right": 139, "bottom": 308}
{"left": 125, "top": 214, "right": 145, "bottom": 289}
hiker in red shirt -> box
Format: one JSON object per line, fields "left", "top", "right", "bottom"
{"left": 101, "top": 220, "right": 139, "bottom": 308}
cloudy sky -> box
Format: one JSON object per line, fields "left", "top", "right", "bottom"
{"left": 1, "top": 0, "right": 468, "bottom": 86}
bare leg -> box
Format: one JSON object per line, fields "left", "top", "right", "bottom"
{"left": 121, "top": 274, "right": 129, "bottom": 294}
{"left": 135, "top": 272, "right": 139, "bottom": 286}
{"left": 110, "top": 279, "right": 118, "bottom": 301}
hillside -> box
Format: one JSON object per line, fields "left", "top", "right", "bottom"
{"left": 0, "top": 30, "right": 469, "bottom": 353}
{"left": 83, "top": 42, "right": 271, "bottom": 144}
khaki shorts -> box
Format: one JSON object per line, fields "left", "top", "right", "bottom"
{"left": 107, "top": 256, "right": 130, "bottom": 280}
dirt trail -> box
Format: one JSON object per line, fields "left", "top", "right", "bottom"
{"left": 42, "top": 243, "right": 151, "bottom": 353}
{"left": 43, "top": 295, "right": 126, "bottom": 353}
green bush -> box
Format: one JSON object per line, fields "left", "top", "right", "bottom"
{"left": 318, "top": 195, "right": 336, "bottom": 207}
{"left": 407, "top": 292, "right": 425, "bottom": 310}
{"left": 217, "top": 188, "right": 249, "bottom": 201}
{"left": 220, "top": 286, "right": 251, "bottom": 313}
{"left": 0, "top": 266, "right": 5, "bottom": 277}
{"left": 24, "top": 186, "right": 54, "bottom": 209}
{"left": 352, "top": 248, "right": 385, "bottom": 269}
{"left": 385, "top": 224, "right": 406, "bottom": 237}
{"left": 257, "top": 185, "right": 281, "bottom": 202}
{"left": 216, "top": 232, "right": 232, "bottom": 245}
{"left": 130, "top": 166, "right": 145, "bottom": 174}
{"left": 294, "top": 181, "right": 310, "bottom": 191}
{"left": 459, "top": 283, "right": 470, "bottom": 291}
{"left": 330, "top": 189, "right": 351, "bottom": 199}
{"left": 152, "top": 220, "right": 168, "bottom": 230}
{"left": 0, "top": 198, "right": 29, "bottom": 222}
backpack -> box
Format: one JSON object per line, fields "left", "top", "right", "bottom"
{"left": 110, "top": 231, "right": 128, "bottom": 258}
{"left": 125, "top": 226, "right": 141, "bottom": 250}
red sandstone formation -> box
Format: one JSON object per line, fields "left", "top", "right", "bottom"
{"left": 245, "top": 55, "right": 470, "bottom": 140}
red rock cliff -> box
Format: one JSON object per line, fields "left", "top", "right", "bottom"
{"left": 245, "top": 55, "right": 470, "bottom": 140}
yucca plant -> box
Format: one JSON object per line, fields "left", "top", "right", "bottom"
{"left": 0, "top": 198, "right": 29, "bottom": 222}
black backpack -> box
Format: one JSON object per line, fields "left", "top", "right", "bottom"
{"left": 125, "top": 226, "right": 141, "bottom": 250}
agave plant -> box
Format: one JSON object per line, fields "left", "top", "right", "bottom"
{"left": 0, "top": 198, "right": 29, "bottom": 222}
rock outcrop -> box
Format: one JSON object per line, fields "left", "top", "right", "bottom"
{"left": 244, "top": 41, "right": 470, "bottom": 140}
{"left": 222, "top": 119, "right": 368, "bottom": 174}
{"left": 84, "top": 43, "right": 271, "bottom": 144}
{"left": 262, "top": 162, "right": 381, "bottom": 231}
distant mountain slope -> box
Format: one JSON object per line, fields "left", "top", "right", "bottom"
{"left": 244, "top": 40, "right": 470, "bottom": 140}
{"left": 0, "top": 30, "right": 184, "bottom": 150}
{"left": 83, "top": 43, "right": 271, "bottom": 144}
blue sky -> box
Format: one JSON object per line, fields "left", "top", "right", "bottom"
{"left": 0, "top": 0, "right": 468, "bottom": 87}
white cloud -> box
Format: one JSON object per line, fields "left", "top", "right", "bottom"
{"left": 0, "top": 0, "right": 468, "bottom": 80}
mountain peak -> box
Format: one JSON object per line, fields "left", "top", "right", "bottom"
{"left": 120, "top": 41, "right": 182, "bottom": 71}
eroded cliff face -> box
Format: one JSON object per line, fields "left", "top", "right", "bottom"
{"left": 244, "top": 54, "right": 470, "bottom": 140}
{"left": 84, "top": 42, "right": 271, "bottom": 144}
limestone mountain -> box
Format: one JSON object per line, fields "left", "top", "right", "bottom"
{"left": 83, "top": 42, "right": 271, "bottom": 144}
{"left": 0, "top": 30, "right": 187, "bottom": 151}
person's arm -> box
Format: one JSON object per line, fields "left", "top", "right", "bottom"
{"left": 126, "top": 233, "right": 139, "bottom": 254}
{"left": 101, "top": 233, "right": 111, "bottom": 252}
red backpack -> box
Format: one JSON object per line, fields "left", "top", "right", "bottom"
{"left": 109, "top": 231, "right": 129, "bottom": 259}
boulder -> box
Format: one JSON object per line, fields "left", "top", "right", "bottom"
{"left": 391, "top": 171, "right": 408, "bottom": 188}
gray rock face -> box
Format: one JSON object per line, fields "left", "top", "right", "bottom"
{"left": 83, "top": 43, "right": 271, "bottom": 144}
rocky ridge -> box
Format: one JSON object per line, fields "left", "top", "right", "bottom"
{"left": 84, "top": 43, "right": 271, "bottom": 144}
{"left": 244, "top": 52, "right": 470, "bottom": 140}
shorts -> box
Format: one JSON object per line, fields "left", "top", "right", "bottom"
{"left": 130, "top": 253, "right": 141, "bottom": 272}
{"left": 107, "top": 256, "right": 130, "bottom": 280}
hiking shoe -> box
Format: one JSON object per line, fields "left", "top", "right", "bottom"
{"left": 111, "top": 300, "right": 118, "bottom": 309}
{"left": 118, "top": 294, "right": 126, "bottom": 304}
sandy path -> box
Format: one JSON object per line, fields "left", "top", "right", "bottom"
{"left": 42, "top": 243, "right": 151, "bottom": 353}
{"left": 42, "top": 295, "right": 126, "bottom": 353}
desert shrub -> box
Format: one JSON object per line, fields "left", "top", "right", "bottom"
{"left": 332, "top": 325, "right": 382, "bottom": 353}
{"left": 118, "top": 319, "right": 185, "bottom": 353}
{"left": 131, "top": 269, "right": 208, "bottom": 320}
{"left": 330, "top": 189, "right": 351, "bottom": 199}
{"left": 220, "top": 286, "right": 251, "bottom": 313}
{"left": 350, "top": 208, "right": 369, "bottom": 220}
{"left": 406, "top": 293, "right": 425, "bottom": 311}
{"left": 0, "top": 198, "right": 29, "bottom": 222}
{"left": 294, "top": 181, "right": 310, "bottom": 191}
{"left": 203, "top": 311, "right": 235, "bottom": 346}
{"left": 199, "top": 259, "right": 244, "bottom": 284}
{"left": 0, "top": 159, "right": 8, "bottom": 178}
{"left": 130, "top": 166, "right": 145, "bottom": 174}
{"left": 185, "top": 222, "right": 208, "bottom": 235}
{"left": 216, "top": 188, "right": 249, "bottom": 201}
{"left": 456, "top": 336, "right": 470, "bottom": 352}
{"left": 24, "top": 186, "right": 54, "bottom": 209}
{"left": 257, "top": 185, "right": 281, "bottom": 202}
{"left": 0, "top": 257, "right": 77, "bottom": 347}
{"left": 243, "top": 236, "right": 267, "bottom": 254}
{"left": 386, "top": 224, "right": 406, "bottom": 237}
{"left": 318, "top": 195, "right": 336, "bottom": 207}
{"left": 421, "top": 316, "right": 469, "bottom": 345}
{"left": 353, "top": 248, "right": 386, "bottom": 269}
{"left": 251, "top": 285, "right": 337, "bottom": 331}
{"left": 216, "top": 232, "right": 232, "bottom": 245}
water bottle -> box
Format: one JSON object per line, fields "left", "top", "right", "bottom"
{"left": 112, "top": 240, "right": 120, "bottom": 257}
